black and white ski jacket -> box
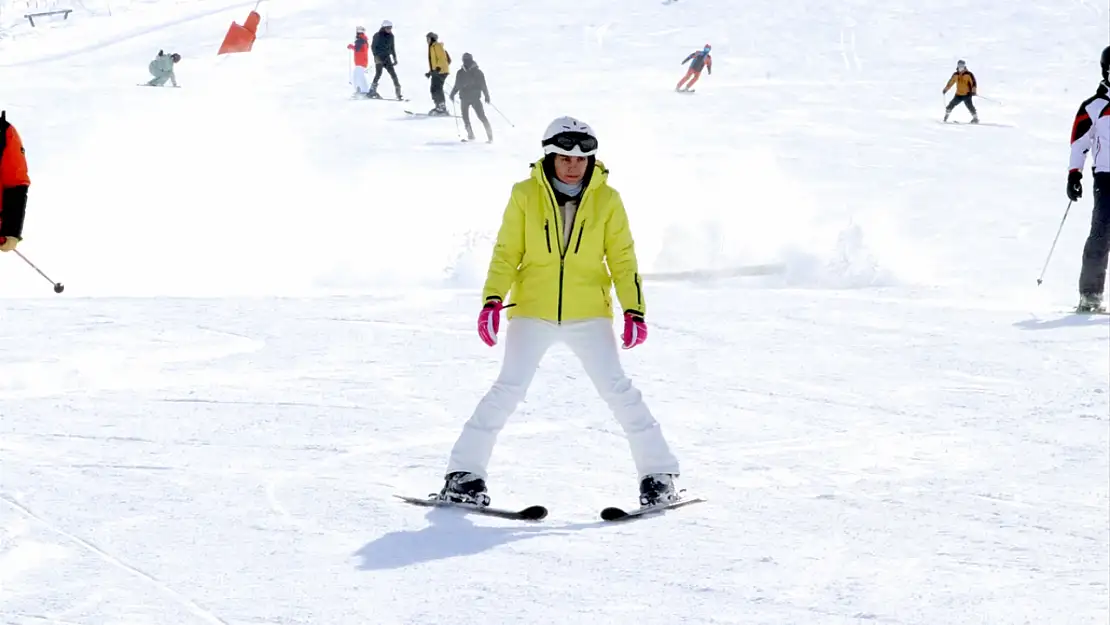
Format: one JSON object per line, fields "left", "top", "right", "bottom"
{"left": 1069, "top": 85, "right": 1110, "bottom": 175}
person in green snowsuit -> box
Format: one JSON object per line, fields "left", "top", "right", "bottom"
{"left": 146, "top": 50, "right": 181, "bottom": 87}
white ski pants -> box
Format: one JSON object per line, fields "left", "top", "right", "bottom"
{"left": 351, "top": 65, "right": 369, "bottom": 93}
{"left": 446, "top": 317, "right": 681, "bottom": 480}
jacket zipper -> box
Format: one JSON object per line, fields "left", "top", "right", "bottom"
{"left": 573, "top": 220, "right": 585, "bottom": 254}
{"left": 544, "top": 183, "right": 587, "bottom": 324}
{"left": 544, "top": 220, "right": 552, "bottom": 253}
{"left": 635, "top": 273, "right": 643, "bottom": 309}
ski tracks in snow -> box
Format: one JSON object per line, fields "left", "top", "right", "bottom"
{"left": 0, "top": 494, "right": 231, "bottom": 625}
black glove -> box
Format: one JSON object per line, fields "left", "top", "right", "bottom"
{"left": 1067, "top": 170, "right": 1083, "bottom": 202}
{"left": 484, "top": 96, "right": 490, "bottom": 104}
{"left": 424, "top": 71, "right": 431, "bottom": 78}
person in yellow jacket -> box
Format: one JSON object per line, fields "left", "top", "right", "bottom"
{"left": 424, "top": 31, "right": 451, "bottom": 115}
{"left": 437, "top": 116, "right": 682, "bottom": 509}
{"left": 942, "top": 59, "right": 979, "bottom": 123}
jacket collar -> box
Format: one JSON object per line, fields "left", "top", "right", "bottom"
{"left": 529, "top": 157, "right": 609, "bottom": 192}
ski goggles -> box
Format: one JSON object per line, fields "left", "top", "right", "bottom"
{"left": 542, "top": 131, "right": 598, "bottom": 156}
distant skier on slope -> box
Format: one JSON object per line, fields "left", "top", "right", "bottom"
{"left": 942, "top": 60, "right": 978, "bottom": 123}
{"left": 449, "top": 52, "right": 493, "bottom": 142}
{"left": 369, "top": 20, "right": 402, "bottom": 100}
{"left": 145, "top": 50, "right": 180, "bottom": 87}
{"left": 1064, "top": 45, "right": 1110, "bottom": 313}
{"left": 435, "top": 116, "right": 683, "bottom": 509}
{"left": 0, "top": 110, "right": 30, "bottom": 253}
{"left": 424, "top": 32, "right": 451, "bottom": 115}
{"left": 676, "top": 44, "right": 712, "bottom": 92}
{"left": 347, "top": 26, "right": 372, "bottom": 97}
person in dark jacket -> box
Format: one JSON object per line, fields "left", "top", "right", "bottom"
{"left": 449, "top": 52, "right": 493, "bottom": 142}
{"left": 676, "top": 44, "right": 711, "bottom": 92}
{"left": 370, "top": 20, "right": 402, "bottom": 100}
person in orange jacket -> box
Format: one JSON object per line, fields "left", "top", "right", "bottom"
{"left": 0, "top": 111, "right": 29, "bottom": 253}
{"left": 348, "top": 26, "right": 372, "bottom": 97}
{"left": 942, "top": 59, "right": 979, "bottom": 123}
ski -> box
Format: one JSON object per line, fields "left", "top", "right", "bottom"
{"left": 937, "top": 120, "right": 1011, "bottom": 128}
{"left": 393, "top": 494, "right": 548, "bottom": 521}
{"left": 404, "top": 110, "right": 462, "bottom": 119}
{"left": 354, "top": 95, "right": 409, "bottom": 101}
{"left": 600, "top": 496, "right": 706, "bottom": 522}
{"left": 1074, "top": 307, "right": 1109, "bottom": 315}
{"left": 675, "top": 89, "right": 695, "bottom": 94}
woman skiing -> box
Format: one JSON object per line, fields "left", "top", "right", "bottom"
{"left": 676, "top": 44, "right": 712, "bottom": 92}
{"left": 437, "top": 116, "right": 682, "bottom": 508}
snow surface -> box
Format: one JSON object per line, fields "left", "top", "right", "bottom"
{"left": 1, "top": 0, "right": 1108, "bottom": 623}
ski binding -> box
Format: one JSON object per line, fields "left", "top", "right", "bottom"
{"left": 394, "top": 494, "right": 548, "bottom": 521}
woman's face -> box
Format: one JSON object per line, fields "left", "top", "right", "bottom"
{"left": 553, "top": 154, "right": 588, "bottom": 185}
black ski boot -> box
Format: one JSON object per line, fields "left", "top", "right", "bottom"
{"left": 639, "top": 474, "right": 679, "bottom": 507}
{"left": 437, "top": 471, "right": 491, "bottom": 506}
{"left": 1077, "top": 293, "right": 1105, "bottom": 313}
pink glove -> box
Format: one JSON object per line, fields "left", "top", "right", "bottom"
{"left": 621, "top": 310, "right": 647, "bottom": 349}
{"left": 477, "top": 298, "right": 504, "bottom": 346}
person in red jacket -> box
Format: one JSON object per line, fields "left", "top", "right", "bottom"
{"left": 347, "top": 26, "right": 372, "bottom": 97}
{"left": 0, "top": 110, "right": 29, "bottom": 253}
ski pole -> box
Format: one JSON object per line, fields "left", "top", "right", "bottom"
{"left": 449, "top": 96, "right": 462, "bottom": 139}
{"left": 1036, "top": 200, "right": 1072, "bottom": 285}
{"left": 490, "top": 102, "right": 514, "bottom": 128}
{"left": 12, "top": 249, "right": 64, "bottom": 293}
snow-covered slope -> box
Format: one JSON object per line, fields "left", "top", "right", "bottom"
{"left": 1, "top": 1, "right": 1107, "bottom": 624}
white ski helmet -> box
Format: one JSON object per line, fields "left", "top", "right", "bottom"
{"left": 356, "top": 25, "right": 365, "bottom": 34}
{"left": 541, "top": 116, "right": 598, "bottom": 156}
{"left": 381, "top": 19, "right": 392, "bottom": 28}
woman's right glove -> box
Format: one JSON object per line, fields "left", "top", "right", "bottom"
{"left": 477, "top": 298, "right": 505, "bottom": 346}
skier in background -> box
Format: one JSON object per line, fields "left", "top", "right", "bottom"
{"left": 145, "top": 50, "right": 180, "bottom": 87}
{"left": 424, "top": 31, "right": 452, "bottom": 115}
{"left": 436, "top": 116, "right": 682, "bottom": 509}
{"left": 0, "top": 110, "right": 30, "bottom": 253}
{"left": 942, "top": 60, "right": 978, "bottom": 123}
{"left": 370, "top": 20, "right": 402, "bottom": 100}
{"left": 347, "top": 26, "right": 371, "bottom": 97}
{"left": 449, "top": 52, "right": 493, "bottom": 142}
{"left": 1065, "top": 45, "right": 1110, "bottom": 313}
{"left": 676, "top": 44, "right": 712, "bottom": 92}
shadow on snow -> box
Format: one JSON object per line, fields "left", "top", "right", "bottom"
{"left": 353, "top": 507, "right": 609, "bottom": 571}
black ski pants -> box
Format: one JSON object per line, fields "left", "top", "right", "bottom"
{"left": 1079, "top": 173, "right": 1110, "bottom": 297}
{"left": 460, "top": 97, "right": 492, "bottom": 139}
{"left": 946, "top": 94, "right": 977, "bottom": 116}
{"left": 373, "top": 61, "right": 400, "bottom": 90}
{"left": 430, "top": 72, "right": 448, "bottom": 107}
